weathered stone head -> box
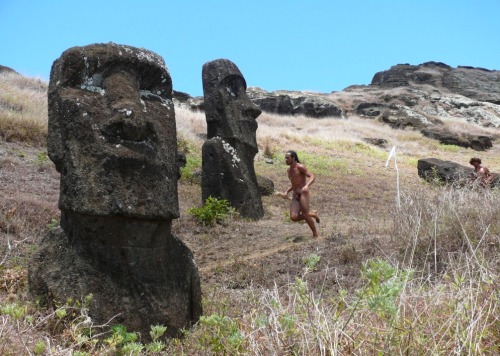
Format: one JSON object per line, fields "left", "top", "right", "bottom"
{"left": 31, "top": 43, "right": 202, "bottom": 338}
{"left": 202, "top": 59, "right": 262, "bottom": 156}
{"left": 201, "top": 59, "right": 264, "bottom": 219}
{"left": 48, "top": 42, "right": 178, "bottom": 219}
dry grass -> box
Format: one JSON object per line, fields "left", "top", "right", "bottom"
{"left": 0, "top": 76, "right": 499, "bottom": 354}
{"left": 0, "top": 73, "right": 48, "bottom": 146}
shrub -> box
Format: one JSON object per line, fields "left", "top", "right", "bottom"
{"left": 188, "top": 196, "right": 234, "bottom": 226}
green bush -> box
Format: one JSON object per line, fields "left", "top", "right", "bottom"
{"left": 188, "top": 196, "right": 233, "bottom": 226}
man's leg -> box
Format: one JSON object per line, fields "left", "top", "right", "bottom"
{"left": 299, "top": 191, "right": 318, "bottom": 237}
{"left": 290, "top": 198, "right": 301, "bottom": 222}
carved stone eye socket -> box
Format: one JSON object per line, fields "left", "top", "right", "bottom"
{"left": 221, "top": 76, "right": 246, "bottom": 99}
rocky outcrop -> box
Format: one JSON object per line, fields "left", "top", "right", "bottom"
{"left": 372, "top": 62, "right": 500, "bottom": 104}
{"left": 421, "top": 128, "right": 493, "bottom": 151}
{"left": 246, "top": 87, "right": 343, "bottom": 118}
{"left": 0, "top": 65, "right": 17, "bottom": 74}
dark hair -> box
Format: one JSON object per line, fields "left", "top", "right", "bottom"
{"left": 287, "top": 150, "right": 300, "bottom": 163}
{"left": 470, "top": 157, "right": 481, "bottom": 165}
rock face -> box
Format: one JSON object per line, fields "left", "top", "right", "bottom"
{"left": 201, "top": 59, "right": 264, "bottom": 219}
{"left": 246, "top": 87, "right": 343, "bottom": 118}
{"left": 29, "top": 43, "right": 202, "bottom": 338}
{"left": 421, "top": 128, "right": 493, "bottom": 151}
{"left": 372, "top": 62, "right": 500, "bottom": 104}
{"left": 0, "top": 65, "right": 18, "bottom": 74}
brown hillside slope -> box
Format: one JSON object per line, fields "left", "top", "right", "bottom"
{"left": 1, "top": 72, "right": 499, "bottom": 354}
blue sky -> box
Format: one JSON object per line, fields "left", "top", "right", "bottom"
{"left": 1, "top": 1, "right": 499, "bottom": 97}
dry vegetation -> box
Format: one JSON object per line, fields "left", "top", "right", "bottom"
{"left": 0, "top": 73, "right": 499, "bottom": 354}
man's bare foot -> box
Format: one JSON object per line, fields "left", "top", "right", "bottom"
{"left": 312, "top": 235, "right": 322, "bottom": 239}
{"left": 310, "top": 210, "right": 320, "bottom": 223}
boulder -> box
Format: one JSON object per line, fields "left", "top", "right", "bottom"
{"left": 417, "top": 158, "right": 472, "bottom": 183}
{"left": 256, "top": 175, "right": 274, "bottom": 196}
{"left": 421, "top": 128, "right": 493, "bottom": 151}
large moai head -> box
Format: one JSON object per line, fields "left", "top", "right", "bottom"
{"left": 202, "top": 59, "right": 262, "bottom": 156}
{"left": 48, "top": 43, "right": 178, "bottom": 220}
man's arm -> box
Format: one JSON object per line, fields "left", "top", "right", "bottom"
{"left": 483, "top": 167, "right": 493, "bottom": 184}
{"left": 299, "top": 164, "right": 315, "bottom": 190}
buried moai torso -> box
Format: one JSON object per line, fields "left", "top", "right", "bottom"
{"left": 201, "top": 59, "right": 264, "bottom": 219}
{"left": 29, "top": 43, "right": 201, "bottom": 338}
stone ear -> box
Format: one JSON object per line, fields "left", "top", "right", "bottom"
{"left": 47, "top": 119, "right": 64, "bottom": 173}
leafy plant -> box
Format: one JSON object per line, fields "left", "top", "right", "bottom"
{"left": 150, "top": 324, "right": 167, "bottom": 341}
{"left": 33, "top": 340, "right": 46, "bottom": 355}
{"left": 180, "top": 155, "right": 202, "bottom": 183}
{"left": 198, "top": 313, "right": 245, "bottom": 353}
{"left": 302, "top": 253, "right": 321, "bottom": 272}
{"left": 104, "top": 324, "right": 138, "bottom": 348}
{"left": 36, "top": 151, "right": 48, "bottom": 164}
{"left": 358, "top": 259, "right": 413, "bottom": 319}
{"left": 0, "top": 302, "right": 27, "bottom": 320}
{"left": 188, "top": 196, "right": 233, "bottom": 226}
{"left": 47, "top": 218, "right": 59, "bottom": 230}
{"left": 120, "top": 342, "right": 143, "bottom": 355}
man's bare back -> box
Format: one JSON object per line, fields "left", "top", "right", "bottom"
{"left": 282, "top": 151, "right": 320, "bottom": 238}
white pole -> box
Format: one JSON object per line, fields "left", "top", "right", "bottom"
{"left": 385, "top": 145, "right": 401, "bottom": 207}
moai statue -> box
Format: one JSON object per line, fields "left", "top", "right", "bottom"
{"left": 201, "top": 59, "right": 264, "bottom": 219}
{"left": 28, "top": 43, "right": 202, "bottom": 338}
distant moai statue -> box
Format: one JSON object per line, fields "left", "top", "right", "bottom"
{"left": 28, "top": 43, "right": 202, "bottom": 338}
{"left": 201, "top": 59, "right": 264, "bottom": 219}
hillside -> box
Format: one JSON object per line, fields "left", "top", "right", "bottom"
{"left": 1, "top": 69, "right": 499, "bottom": 354}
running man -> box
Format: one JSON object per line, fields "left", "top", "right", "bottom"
{"left": 282, "top": 150, "right": 320, "bottom": 238}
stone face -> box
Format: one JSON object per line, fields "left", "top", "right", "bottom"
{"left": 29, "top": 43, "right": 202, "bottom": 338}
{"left": 48, "top": 42, "right": 179, "bottom": 220}
{"left": 201, "top": 59, "right": 264, "bottom": 219}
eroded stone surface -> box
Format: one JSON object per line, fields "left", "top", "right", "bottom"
{"left": 29, "top": 43, "right": 202, "bottom": 338}
{"left": 201, "top": 59, "right": 264, "bottom": 219}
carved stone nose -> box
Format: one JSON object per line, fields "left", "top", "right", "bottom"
{"left": 243, "top": 103, "right": 262, "bottom": 119}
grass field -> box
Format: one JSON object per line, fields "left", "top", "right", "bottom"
{"left": 1, "top": 72, "right": 499, "bottom": 354}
